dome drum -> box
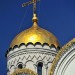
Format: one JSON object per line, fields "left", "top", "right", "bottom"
{"left": 6, "top": 42, "right": 58, "bottom": 59}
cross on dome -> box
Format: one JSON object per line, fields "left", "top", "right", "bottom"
{"left": 22, "top": 0, "right": 40, "bottom": 14}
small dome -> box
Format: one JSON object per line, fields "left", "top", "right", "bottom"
{"left": 10, "top": 14, "right": 60, "bottom": 48}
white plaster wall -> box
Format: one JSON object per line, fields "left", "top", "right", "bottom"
{"left": 64, "top": 57, "right": 75, "bottom": 75}
{"left": 26, "top": 61, "right": 35, "bottom": 72}
{"left": 53, "top": 45, "right": 75, "bottom": 75}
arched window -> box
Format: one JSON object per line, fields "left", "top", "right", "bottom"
{"left": 37, "top": 62, "right": 43, "bottom": 75}
{"left": 18, "top": 63, "right": 23, "bottom": 69}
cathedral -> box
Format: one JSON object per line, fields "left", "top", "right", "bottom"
{"left": 5, "top": 0, "right": 75, "bottom": 75}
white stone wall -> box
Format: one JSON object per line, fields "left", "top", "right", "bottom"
{"left": 7, "top": 44, "right": 57, "bottom": 75}
{"left": 53, "top": 44, "right": 75, "bottom": 75}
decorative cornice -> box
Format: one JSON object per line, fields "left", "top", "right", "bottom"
{"left": 5, "top": 42, "right": 60, "bottom": 57}
{"left": 7, "top": 48, "right": 57, "bottom": 60}
{"left": 49, "top": 38, "right": 75, "bottom": 75}
{"left": 8, "top": 54, "right": 55, "bottom": 67}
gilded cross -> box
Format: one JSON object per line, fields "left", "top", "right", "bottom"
{"left": 22, "top": 0, "right": 40, "bottom": 14}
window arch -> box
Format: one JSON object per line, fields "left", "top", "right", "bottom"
{"left": 17, "top": 62, "right": 23, "bottom": 69}
{"left": 37, "top": 62, "right": 43, "bottom": 75}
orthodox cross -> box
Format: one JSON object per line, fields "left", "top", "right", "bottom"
{"left": 22, "top": 0, "right": 40, "bottom": 14}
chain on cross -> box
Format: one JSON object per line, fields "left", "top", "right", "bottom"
{"left": 22, "top": 0, "right": 40, "bottom": 14}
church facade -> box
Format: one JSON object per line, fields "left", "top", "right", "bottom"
{"left": 5, "top": 0, "right": 75, "bottom": 75}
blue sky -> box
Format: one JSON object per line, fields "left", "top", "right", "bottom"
{"left": 0, "top": 0, "right": 75, "bottom": 74}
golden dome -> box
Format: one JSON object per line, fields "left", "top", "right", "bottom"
{"left": 10, "top": 14, "right": 60, "bottom": 48}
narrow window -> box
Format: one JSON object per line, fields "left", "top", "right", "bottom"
{"left": 18, "top": 64, "right": 23, "bottom": 69}
{"left": 37, "top": 62, "right": 43, "bottom": 75}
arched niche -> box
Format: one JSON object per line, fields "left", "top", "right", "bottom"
{"left": 25, "top": 60, "right": 35, "bottom": 72}
{"left": 49, "top": 39, "right": 75, "bottom": 75}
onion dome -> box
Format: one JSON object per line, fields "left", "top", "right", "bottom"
{"left": 10, "top": 14, "right": 60, "bottom": 48}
